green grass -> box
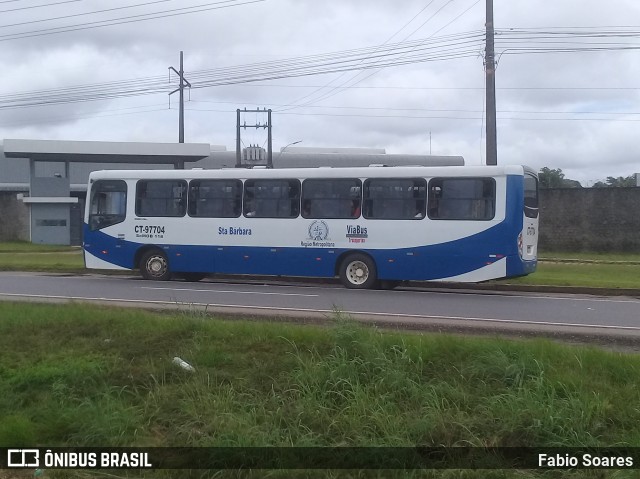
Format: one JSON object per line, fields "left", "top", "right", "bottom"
{"left": 503, "top": 262, "right": 640, "bottom": 289}
{"left": 0, "top": 241, "right": 84, "bottom": 273}
{"left": 0, "top": 241, "right": 78, "bottom": 253}
{"left": 539, "top": 251, "right": 640, "bottom": 263}
{"left": 0, "top": 250, "right": 85, "bottom": 271}
{"left": 0, "top": 241, "right": 84, "bottom": 272}
{"left": 1, "top": 303, "right": 640, "bottom": 478}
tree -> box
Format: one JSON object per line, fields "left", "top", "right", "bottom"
{"left": 592, "top": 175, "right": 637, "bottom": 188}
{"left": 538, "top": 167, "right": 581, "bottom": 188}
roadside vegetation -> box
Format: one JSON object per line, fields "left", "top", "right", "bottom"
{"left": 539, "top": 251, "right": 640, "bottom": 263}
{"left": 0, "top": 241, "right": 78, "bottom": 253}
{"left": 1, "top": 302, "right": 640, "bottom": 478}
{"left": 502, "top": 261, "right": 640, "bottom": 289}
{"left": 0, "top": 241, "right": 84, "bottom": 273}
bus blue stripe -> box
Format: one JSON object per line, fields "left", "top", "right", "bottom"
{"left": 84, "top": 222, "right": 530, "bottom": 281}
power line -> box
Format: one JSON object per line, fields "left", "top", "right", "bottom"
{"left": 1, "top": 26, "right": 639, "bottom": 114}
{"left": 228, "top": 83, "right": 640, "bottom": 91}
{"left": 0, "top": 30, "right": 485, "bottom": 110}
{"left": 6, "top": 99, "right": 636, "bottom": 129}
{"left": 311, "top": 0, "right": 482, "bottom": 104}
{"left": 0, "top": 0, "right": 174, "bottom": 29}
{"left": 184, "top": 106, "right": 640, "bottom": 122}
{"left": 0, "top": 0, "right": 84, "bottom": 15}
{"left": 0, "top": 0, "right": 267, "bottom": 42}
{"left": 190, "top": 99, "right": 640, "bottom": 116}
{"left": 283, "top": 0, "right": 470, "bottom": 111}
{"left": 188, "top": 33, "right": 485, "bottom": 88}
{"left": 279, "top": 0, "right": 441, "bottom": 109}
{"left": 494, "top": 27, "right": 640, "bottom": 56}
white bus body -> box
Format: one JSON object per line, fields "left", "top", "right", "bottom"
{"left": 83, "top": 165, "right": 538, "bottom": 288}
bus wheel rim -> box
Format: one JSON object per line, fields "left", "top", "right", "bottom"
{"left": 347, "top": 260, "right": 369, "bottom": 285}
{"left": 147, "top": 256, "right": 167, "bottom": 277}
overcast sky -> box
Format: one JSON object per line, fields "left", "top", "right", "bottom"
{"left": 1, "top": 0, "right": 639, "bottom": 185}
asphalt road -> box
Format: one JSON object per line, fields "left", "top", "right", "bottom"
{"left": 0, "top": 271, "right": 639, "bottom": 343}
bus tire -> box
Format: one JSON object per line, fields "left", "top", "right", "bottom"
{"left": 140, "top": 249, "right": 171, "bottom": 281}
{"left": 181, "top": 273, "right": 207, "bottom": 282}
{"left": 339, "top": 253, "right": 377, "bottom": 289}
{"left": 377, "top": 280, "right": 400, "bottom": 290}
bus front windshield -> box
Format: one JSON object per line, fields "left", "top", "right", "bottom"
{"left": 89, "top": 180, "right": 127, "bottom": 230}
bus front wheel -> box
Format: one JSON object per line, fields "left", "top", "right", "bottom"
{"left": 339, "top": 254, "right": 377, "bottom": 289}
{"left": 140, "top": 250, "right": 171, "bottom": 281}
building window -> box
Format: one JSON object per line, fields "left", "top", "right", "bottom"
{"left": 188, "top": 179, "right": 242, "bottom": 218}
{"left": 36, "top": 219, "right": 67, "bottom": 227}
{"left": 89, "top": 180, "right": 127, "bottom": 230}
{"left": 301, "top": 179, "right": 362, "bottom": 219}
{"left": 428, "top": 178, "right": 495, "bottom": 220}
{"left": 243, "top": 179, "right": 300, "bottom": 218}
{"left": 136, "top": 180, "right": 187, "bottom": 217}
{"left": 363, "top": 178, "right": 427, "bottom": 220}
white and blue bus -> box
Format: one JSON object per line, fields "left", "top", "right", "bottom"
{"left": 83, "top": 165, "right": 538, "bottom": 289}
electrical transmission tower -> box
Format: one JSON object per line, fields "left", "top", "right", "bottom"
{"left": 235, "top": 108, "right": 273, "bottom": 168}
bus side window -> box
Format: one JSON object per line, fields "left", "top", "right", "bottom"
{"left": 428, "top": 178, "right": 495, "bottom": 220}
{"left": 188, "top": 180, "right": 242, "bottom": 218}
{"left": 244, "top": 179, "right": 300, "bottom": 218}
{"left": 136, "top": 180, "right": 187, "bottom": 217}
{"left": 301, "top": 179, "right": 361, "bottom": 219}
{"left": 363, "top": 178, "right": 426, "bottom": 220}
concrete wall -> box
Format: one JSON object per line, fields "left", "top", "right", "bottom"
{"left": 539, "top": 188, "right": 640, "bottom": 252}
{"left": 0, "top": 192, "right": 29, "bottom": 241}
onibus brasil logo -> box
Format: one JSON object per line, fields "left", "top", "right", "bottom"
{"left": 6, "top": 448, "right": 152, "bottom": 469}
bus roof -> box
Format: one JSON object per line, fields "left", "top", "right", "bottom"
{"left": 89, "top": 165, "right": 533, "bottom": 181}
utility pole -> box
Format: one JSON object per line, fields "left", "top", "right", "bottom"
{"left": 485, "top": 0, "right": 497, "bottom": 166}
{"left": 169, "top": 51, "right": 191, "bottom": 144}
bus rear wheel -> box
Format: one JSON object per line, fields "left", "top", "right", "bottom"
{"left": 181, "top": 273, "right": 207, "bottom": 282}
{"left": 339, "top": 253, "right": 377, "bottom": 289}
{"left": 377, "top": 280, "right": 400, "bottom": 290}
{"left": 140, "top": 250, "right": 171, "bottom": 281}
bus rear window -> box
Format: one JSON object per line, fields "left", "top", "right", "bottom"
{"left": 428, "top": 178, "right": 495, "bottom": 220}
{"left": 89, "top": 180, "right": 127, "bottom": 230}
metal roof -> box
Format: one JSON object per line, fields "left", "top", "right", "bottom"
{"left": 2, "top": 139, "right": 211, "bottom": 164}
{"left": 0, "top": 139, "right": 466, "bottom": 191}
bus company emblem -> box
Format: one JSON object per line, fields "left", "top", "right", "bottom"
{"left": 308, "top": 220, "right": 329, "bottom": 241}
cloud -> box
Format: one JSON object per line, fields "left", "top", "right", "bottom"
{"left": 1, "top": 0, "right": 639, "bottom": 182}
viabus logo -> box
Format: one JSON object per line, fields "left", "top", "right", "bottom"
{"left": 346, "top": 225, "right": 368, "bottom": 238}
{"left": 7, "top": 449, "right": 40, "bottom": 468}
